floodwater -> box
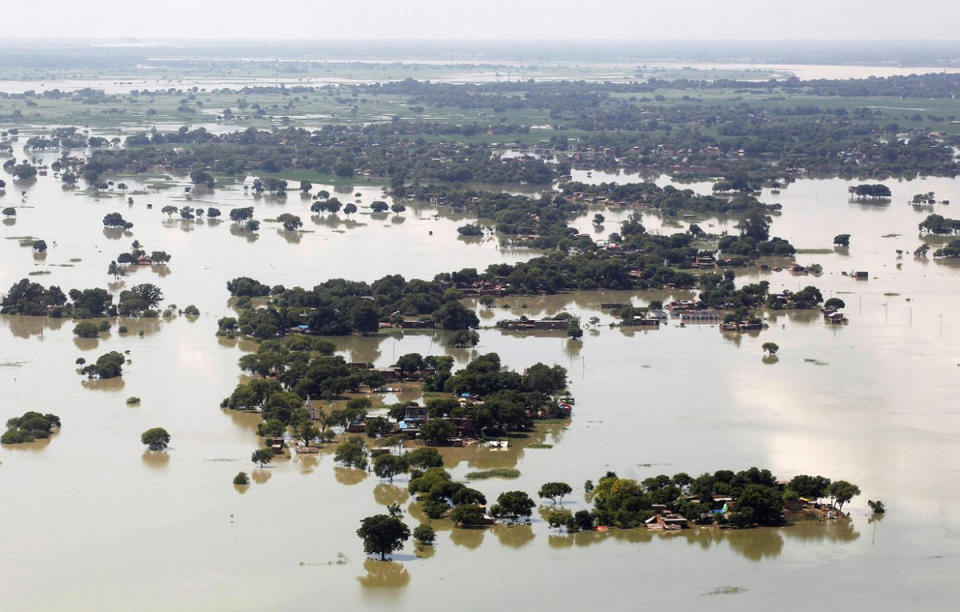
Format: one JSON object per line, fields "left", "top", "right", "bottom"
{"left": 1, "top": 61, "right": 956, "bottom": 94}
{"left": 4, "top": 134, "right": 960, "bottom": 610}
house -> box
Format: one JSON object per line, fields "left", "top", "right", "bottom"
{"left": 825, "top": 312, "right": 848, "bottom": 325}
{"left": 645, "top": 509, "right": 688, "bottom": 530}
{"left": 401, "top": 320, "right": 435, "bottom": 329}
{"left": 854, "top": 271, "right": 869, "bottom": 280}
{"left": 680, "top": 310, "right": 721, "bottom": 321}
{"left": 265, "top": 437, "right": 285, "bottom": 454}
{"left": 624, "top": 317, "right": 660, "bottom": 327}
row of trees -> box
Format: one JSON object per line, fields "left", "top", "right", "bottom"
{"left": 1, "top": 279, "right": 164, "bottom": 318}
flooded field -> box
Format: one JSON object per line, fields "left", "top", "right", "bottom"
{"left": 4, "top": 134, "right": 960, "bottom": 610}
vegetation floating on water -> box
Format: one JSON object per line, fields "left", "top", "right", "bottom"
{"left": 465, "top": 469, "right": 521, "bottom": 480}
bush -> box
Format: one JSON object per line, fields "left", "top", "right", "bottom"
{"left": 413, "top": 524, "right": 436, "bottom": 545}
{"left": 126, "top": 396, "right": 141, "bottom": 405}
{"left": 73, "top": 321, "right": 100, "bottom": 338}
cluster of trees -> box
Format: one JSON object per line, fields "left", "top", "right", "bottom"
{"left": 141, "top": 427, "right": 171, "bottom": 451}
{"left": 1, "top": 279, "right": 163, "bottom": 318}
{"left": 584, "top": 468, "right": 860, "bottom": 529}
{"left": 80, "top": 351, "right": 125, "bottom": 379}
{"left": 1, "top": 411, "right": 61, "bottom": 444}
{"left": 80, "top": 124, "right": 557, "bottom": 187}
{"left": 919, "top": 214, "right": 960, "bottom": 235}
{"left": 223, "top": 343, "right": 567, "bottom": 445}
{"left": 562, "top": 181, "right": 777, "bottom": 217}
{"left": 224, "top": 274, "right": 479, "bottom": 338}
{"left": 848, "top": 184, "right": 892, "bottom": 200}
{"left": 414, "top": 186, "right": 586, "bottom": 248}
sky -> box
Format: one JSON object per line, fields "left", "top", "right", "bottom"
{"left": 4, "top": 0, "right": 960, "bottom": 41}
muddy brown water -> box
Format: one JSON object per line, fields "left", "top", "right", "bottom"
{"left": 3, "top": 138, "right": 960, "bottom": 609}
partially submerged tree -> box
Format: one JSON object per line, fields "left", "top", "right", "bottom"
{"left": 141, "top": 427, "right": 170, "bottom": 451}
{"left": 356, "top": 514, "right": 410, "bottom": 560}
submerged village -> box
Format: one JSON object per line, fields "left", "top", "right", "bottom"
{"left": 7, "top": 45, "right": 960, "bottom": 607}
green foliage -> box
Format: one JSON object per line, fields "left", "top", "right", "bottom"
{"left": 449, "top": 504, "right": 487, "bottom": 527}
{"left": 373, "top": 454, "right": 409, "bottom": 483}
{"left": 827, "top": 480, "right": 861, "bottom": 511}
{"left": 334, "top": 437, "right": 368, "bottom": 469}
{"left": 406, "top": 447, "right": 444, "bottom": 470}
{"left": 538, "top": 481, "right": 573, "bottom": 504}
{"left": 81, "top": 351, "right": 125, "bottom": 379}
{"left": 73, "top": 321, "right": 100, "bottom": 338}
{"left": 547, "top": 508, "right": 575, "bottom": 531}
{"left": 251, "top": 448, "right": 274, "bottom": 467}
{"left": 356, "top": 514, "right": 410, "bottom": 560}
{"left": 2, "top": 412, "right": 61, "bottom": 444}
{"left": 465, "top": 468, "right": 520, "bottom": 480}
{"left": 490, "top": 491, "right": 535, "bottom": 522}
{"left": 140, "top": 427, "right": 170, "bottom": 451}
{"left": 412, "top": 524, "right": 436, "bottom": 546}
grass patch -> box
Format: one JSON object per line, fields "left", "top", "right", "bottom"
{"left": 795, "top": 248, "right": 833, "bottom": 254}
{"left": 527, "top": 443, "right": 553, "bottom": 449}
{"left": 883, "top": 292, "right": 900, "bottom": 296}
{"left": 465, "top": 468, "right": 521, "bottom": 480}
{"left": 881, "top": 233, "right": 902, "bottom": 238}
{"left": 702, "top": 586, "right": 746, "bottom": 596}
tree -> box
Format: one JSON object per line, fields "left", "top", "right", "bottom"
{"left": 351, "top": 302, "right": 381, "bottom": 334}
{"left": 161, "top": 205, "right": 178, "bottom": 218}
{"left": 449, "top": 504, "right": 486, "bottom": 527}
{"left": 298, "top": 421, "right": 319, "bottom": 446}
{"left": 546, "top": 508, "right": 575, "bottom": 531}
{"left": 738, "top": 210, "right": 771, "bottom": 241}
{"left": 233, "top": 472, "right": 250, "bottom": 485}
{"left": 413, "top": 524, "right": 435, "bottom": 546}
{"left": 419, "top": 419, "right": 456, "bottom": 446}
{"left": 833, "top": 233, "right": 850, "bottom": 247}
{"left": 343, "top": 203, "right": 358, "bottom": 215}
{"left": 732, "top": 484, "right": 783, "bottom": 526}
{"left": 32, "top": 239, "right": 47, "bottom": 253}
{"left": 824, "top": 298, "right": 846, "bottom": 310}
{"left": 335, "top": 437, "right": 368, "bottom": 469}
{"left": 229, "top": 207, "right": 254, "bottom": 223}
{"left": 867, "top": 500, "right": 885, "bottom": 514}
{"left": 107, "top": 260, "right": 124, "bottom": 280}
{"left": 81, "top": 351, "right": 125, "bottom": 379}
{"left": 433, "top": 301, "right": 479, "bottom": 330}
{"left": 574, "top": 510, "right": 594, "bottom": 531}
{"left": 141, "top": 427, "right": 170, "bottom": 451}
{"left": 491, "top": 491, "right": 535, "bottom": 522}
{"left": 73, "top": 321, "right": 100, "bottom": 338}
{"left": 827, "top": 480, "right": 861, "bottom": 512}
{"left": 373, "top": 454, "right": 409, "bottom": 483}
{"left": 761, "top": 342, "right": 779, "bottom": 356}
{"left": 407, "top": 447, "right": 443, "bottom": 469}
{"left": 356, "top": 514, "right": 410, "bottom": 560}
{"left": 276, "top": 213, "right": 302, "bottom": 231}
{"left": 2, "top": 207, "right": 16, "bottom": 217}
{"left": 251, "top": 448, "right": 274, "bottom": 467}
{"left": 103, "top": 212, "right": 133, "bottom": 229}
{"left": 538, "top": 481, "right": 573, "bottom": 504}
{"left": 370, "top": 200, "right": 389, "bottom": 212}
{"left": 365, "top": 417, "right": 392, "bottom": 438}
{"left": 788, "top": 475, "right": 831, "bottom": 500}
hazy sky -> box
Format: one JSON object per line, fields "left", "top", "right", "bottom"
{"left": 6, "top": 0, "right": 960, "bottom": 41}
